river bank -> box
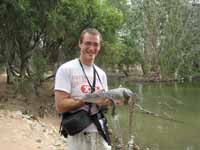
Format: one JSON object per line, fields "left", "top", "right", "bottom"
{"left": 0, "top": 74, "right": 68, "bottom": 150}
{"left": 107, "top": 72, "right": 200, "bottom": 83}
{"left": 0, "top": 72, "right": 199, "bottom": 150}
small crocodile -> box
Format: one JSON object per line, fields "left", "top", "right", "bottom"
{"left": 81, "top": 87, "right": 136, "bottom": 116}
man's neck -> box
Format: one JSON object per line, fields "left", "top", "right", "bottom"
{"left": 79, "top": 57, "right": 94, "bottom": 66}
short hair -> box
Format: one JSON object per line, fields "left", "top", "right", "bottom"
{"left": 79, "top": 28, "right": 102, "bottom": 44}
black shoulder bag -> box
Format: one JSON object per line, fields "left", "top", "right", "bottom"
{"left": 60, "top": 110, "right": 92, "bottom": 136}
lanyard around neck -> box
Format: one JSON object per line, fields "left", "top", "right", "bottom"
{"left": 79, "top": 59, "right": 96, "bottom": 93}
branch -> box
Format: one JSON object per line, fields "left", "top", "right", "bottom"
{"left": 41, "top": 74, "right": 55, "bottom": 82}
{"left": 135, "top": 104, "right": 184, "bottom": 123}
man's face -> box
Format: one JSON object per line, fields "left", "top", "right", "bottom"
{"left": 79, "top": 33, "right": 101, "bottom": 65}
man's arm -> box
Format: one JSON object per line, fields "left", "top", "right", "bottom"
{"left": 55, "top": 90, "right": 85, "bottom": 113}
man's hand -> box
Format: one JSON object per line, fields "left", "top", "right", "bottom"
{"left": 115, "top": 99, "right": 124, "bottom": 106}
{"left": 96, "top": 99, "right": 112, "bottom": 106}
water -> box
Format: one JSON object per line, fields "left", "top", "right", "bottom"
{"left": 109, "top": 82, "right": 200, "bottom": 150}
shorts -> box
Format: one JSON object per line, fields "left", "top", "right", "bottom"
{"left": 67, "top": 132, "right": 111, "bottom": 150}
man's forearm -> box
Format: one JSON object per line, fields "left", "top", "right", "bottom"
{"left": 56, "top": 98, "right": 85, "bottom": 113}
{"left": 55, "top": 90, "right": 85, "bottom": 113}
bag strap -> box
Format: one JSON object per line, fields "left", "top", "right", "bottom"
{"left": 91, "top": 112, "right": 111, "bottom": 145}
{"left": 79, "top": 59, "right": 96, "bottom": 93}
{"left": 93, "top": 66, "right": 104, "bottom": 89}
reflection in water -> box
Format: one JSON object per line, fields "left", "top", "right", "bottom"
{"left": 137, "top": 83, "right": 144, "bottom": 103}
{"left": 111, "top": 82, "right": 200, "bottom": 150}
{"left": 186, "top": 145, "right": 194, "bottom": 150}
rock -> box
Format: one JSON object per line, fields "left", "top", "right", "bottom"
{"left": 36, "top": 139, "right": 42, "bottom": 143}
{"left": 15, "top": 110, "right": 23, "bottom": 117}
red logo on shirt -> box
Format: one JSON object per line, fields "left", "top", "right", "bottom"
{"left": 81, "top": 85, "right": 101, "bottom": 93}
{"left": 81, "top": 85, "right": 91, "bottom": 93}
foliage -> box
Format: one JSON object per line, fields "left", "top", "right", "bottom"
{"left": 114, "top": 0, "right": 200, "bottom": 79}
{"left": 159, "top": 1, "right": 200, "bottom": 79}
{"left": 13, "top": 77, "right": 33, "bottom": 95}
{"left": 31, "top": 51, "right": 48, "bottom": 83}
{"left": 0, "top": 0, "right": 124, "bottom": 93}
{"left": 0, "top": 0, "right": 200, "bottom": 89}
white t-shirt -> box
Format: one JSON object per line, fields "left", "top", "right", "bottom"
{"left": 54, "top": 58, "right": 108, "bottom": 132}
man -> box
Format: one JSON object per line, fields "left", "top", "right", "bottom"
{"left": 54, "top": 28, "right": 111, "bottom": 150}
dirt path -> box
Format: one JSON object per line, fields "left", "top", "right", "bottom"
{"left": 0, "top": 109, "right": 67, "bottom": 150}
{"left": 0, "top": 74, "right": 67, "bottom": 150}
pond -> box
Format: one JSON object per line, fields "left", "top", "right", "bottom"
{"left": 108, "top": 81, "right": 200, "bottom": 150}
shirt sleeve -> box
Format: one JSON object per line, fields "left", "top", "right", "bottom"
{"left": 54, "top": 65, "right": 71, "bottom": 94}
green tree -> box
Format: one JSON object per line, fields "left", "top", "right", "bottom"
{"left": 0, "top": 0, "right": 124, "bottom": 92}
{"left": 47, "top": 0, "right": 123, "bottom": 65}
